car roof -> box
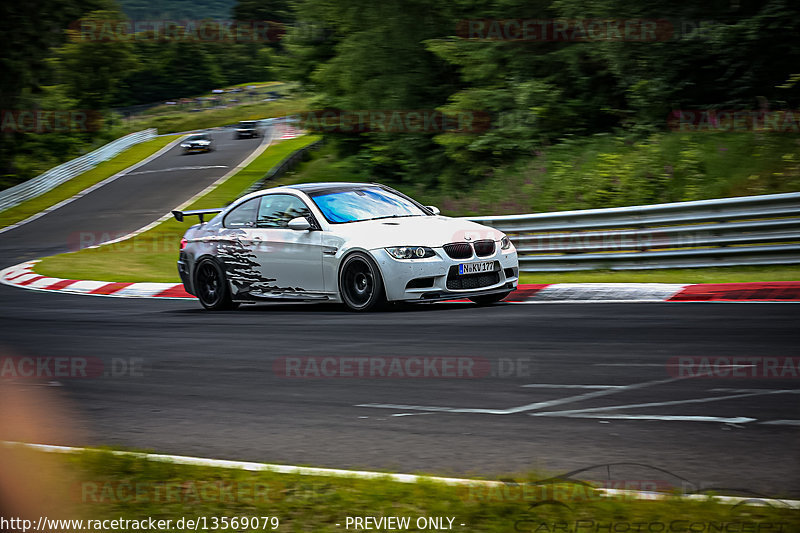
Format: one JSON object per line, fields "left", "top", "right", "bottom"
{"left": 230, "top": 182, "right": 387, "bottom": 208}
{"left": 226, "top": 181, "right": 422, "bottom": 214}
{"left": 285, "top": 182, "right": 382, "bottom": 195}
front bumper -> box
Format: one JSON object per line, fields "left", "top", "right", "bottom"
{"left": 372, "top": 246, "right": 519, "bottom": 302}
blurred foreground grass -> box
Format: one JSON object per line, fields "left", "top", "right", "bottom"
{"left": 18, "top": 446, "right": 800, "bottom": 533}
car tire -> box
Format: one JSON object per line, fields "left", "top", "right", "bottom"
{"left": 469, "top": 291, "right": 511, "bottom": 306}
{"left": 338, "top": 252, "right": 385, "bottom": 312}
{"left": 194, "top": 258, "right": 239, "bottom": 311}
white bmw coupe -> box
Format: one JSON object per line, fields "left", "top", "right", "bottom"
{"left": 174, "top": 182, "right": 519, "bottom": 311}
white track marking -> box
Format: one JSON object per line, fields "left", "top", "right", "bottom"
{"left": 0, "top": 260, "right": 191, "bottom": 299}
{"left": 711, "top": 388, "right": 798, "bottom": 393}
{"left": 89, "top": 127, "right": 278, "bottom": 249}
{"left": 521, "top": 384, "right": 625, "bottom": 389}
{"left": 26, "top": 277, "right": 62, "bottom": 289}
{"left": 509, "top": 300, "right": 800, "bottom": 304}
{"left": 2, "top": 441, "right": 798, "bottom": 509}
{"left": 0, "top": 136, "right": 185, "bottom": 235}
{"left": 529, "top": 414, "right": 757, "bottom": 423}
{"left": 595, "top": 363, "right": 755, "bottom": 368}
{"left": 759, "top": 420, "right": 800, "bottom": 426}
{"left": 8, "top": 273, "right": 39, "bottom": 283}
{"left": 529, "top": 389, "right": 800, "bottom": 418}
{"left": 59, "top": 280, "right": 107, "bottom": 293}
{"left": 530, "top": 283, "right": 687, "bottom": 302}
{"left": 358, "top": 376, "right": 688, "bottom": 415}
{"left": 594, "top": 363, "right": 668, "bottom": 367}
{"left": 127, "top": 165, "right": 228, "bottom": 176}
{"left": 508, "top": 299, "right": 678, "bottom": 304}
{"left": 112, "top": 283, "right": 175, "bottom": 297}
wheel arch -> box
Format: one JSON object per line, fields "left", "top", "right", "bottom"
{"left": 336, "top": 249, "right": 388, "bottom": 310}
{"left": 192, "top": 254, "right": 231, "bottom": 293}
{"left": 335, "top": 248, "right": 387, "bottom": 297}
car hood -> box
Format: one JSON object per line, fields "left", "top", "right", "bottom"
{"left": 329, "top": 215, "right": 503, "bottom": 249}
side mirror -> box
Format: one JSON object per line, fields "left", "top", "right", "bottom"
{"left": 288, "top": 217, "right": 312, "bottom": 231}
{"left": 425, "top": 205, "right": 441, "bottom": 216}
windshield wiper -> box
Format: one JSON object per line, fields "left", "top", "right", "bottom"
{"left": 364, "top": 214, "right": 422, "bottom": 221}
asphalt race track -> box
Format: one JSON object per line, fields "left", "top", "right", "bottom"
{"left": 0, "top": 128, "right": 264, "bottom": 263}
{"left": 0, "top": 132, "right": 798, "bottom": 497}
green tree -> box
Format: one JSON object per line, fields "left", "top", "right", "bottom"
{"left": 56, "top": 11, "right": 138, "bottom": 110}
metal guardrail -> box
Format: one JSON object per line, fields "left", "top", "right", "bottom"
{"left": 466, "top": 192, "right": 800, "bottom": 271}
{"left": 0, "top": 129, "right": 157, "bottom": 212}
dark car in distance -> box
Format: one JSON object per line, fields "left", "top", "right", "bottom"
{"left": 235, "top": 121, "right": 261, "bottom": 139}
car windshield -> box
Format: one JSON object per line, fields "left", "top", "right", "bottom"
{"left": 309, "top": 187, "right": 427, "bottom": 224}
{"left": 238, "top": 122, "right": 256, "bottom": 127}
{"left": 187, "top": 134, "right": 208, "bottom": 141}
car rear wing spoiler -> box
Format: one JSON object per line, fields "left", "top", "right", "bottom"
{"left": 172, "top": 208, "right": 223, "bottom": 223}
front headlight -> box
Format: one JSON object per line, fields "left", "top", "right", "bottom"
{"left": 180, "top": 143, "right": 190, "bottom": 148}
{"left": 500, "top": 236, "right": 512, "bottom": 250}
{"left": 386, "top": 246, "right": 436, "bottom": 259}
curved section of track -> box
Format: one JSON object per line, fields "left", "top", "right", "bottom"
{"left": 0, "top": 129, "right": 798, "bottom": 497}
{"left": 0, "top": 129, "right": 264, "bottom": 265}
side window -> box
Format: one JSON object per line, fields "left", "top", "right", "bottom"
{"left": 257, "top": 194, "right": 312, "bottom": 228}
{"left": 224, "top": 198, "right": 259, "bottom": 228}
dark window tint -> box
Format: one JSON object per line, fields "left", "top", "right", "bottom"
{"left": 257, "top": 194, "right": 312, "bottom": 228}
{"left": 224, "top": 198, "right": 259, "bottom": 228}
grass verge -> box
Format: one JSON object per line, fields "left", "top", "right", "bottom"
{"left": 11, "top": 446, "right": 800, "bottom": 532}
{"left": 519, "top": 265, "right": 800, "bottom": 285}
{"left": 35, "top": 135, "right": 321, "bottom": 283}
{"left": 282, "top": 141, "right": 799, "bottom": 284}
{"left": 0, "top": 135, "right": 180, "bottom": 230}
